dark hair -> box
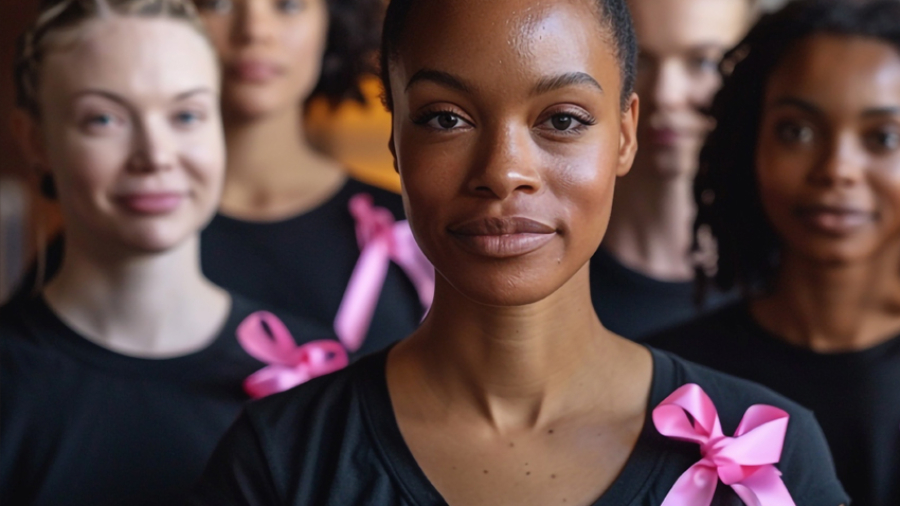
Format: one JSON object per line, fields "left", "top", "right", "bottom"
{"left": 378, "top": 0, "right": 638, "bottom": 111}
{"left": 695, "top": 0, "right": 900, "bottom": 297}
{"left": 314, "top": 0, "right": 385, "bottom": 106}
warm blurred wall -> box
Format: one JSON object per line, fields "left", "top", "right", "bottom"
{"left": 307, "top": 77, "right": 400, "bottom": 194}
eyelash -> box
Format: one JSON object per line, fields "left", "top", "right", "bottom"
{"left": 411, "top": 108, "right": 597, "bottom": 134}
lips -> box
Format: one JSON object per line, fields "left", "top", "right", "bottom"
{"left": 228, "top": 60, "right": 284, "bottom": 83}
{"left": 449, "top": 217, "right": 557, "bottom": 258}
{"left": 793, "top": 205, "right": 876, "bottom": 235}
{"left": 115, "top": 192, "right": 185, "bottom": 215}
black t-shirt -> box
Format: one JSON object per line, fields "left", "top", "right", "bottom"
{"left": 647, "top": 302, "right": 900, "bottom": 506}
{"left": 201, "top": 178, "right": 423, "bottom": 358}
{"left": 590, "top": 247, "right": 735, "bottom": 340}
{"left": 192, "top": 346, "right": 847, "bottom": 506}
{"left": 0, "top": 293, "right": 336, "bottom": 506}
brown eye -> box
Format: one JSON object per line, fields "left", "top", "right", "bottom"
{"left": 775, "top": 121, "right": 815, "bottom": 145}
{"left": 550, "top": 115, "right": 573, "bottom": 131}
{"left": 431, "top": 112, "right": 460, "bottom": 129}
{"left": 865, "top": 129, "right": 900, "bottom": 153}
{"left": 195, "top": 0, "right": 232, "bottom": 14}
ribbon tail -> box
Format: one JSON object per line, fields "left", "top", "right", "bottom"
{"left": 661, "top": 463, "right": 719, "bottom": 506}
{"left": 243, "top": 366, "right": 310, "bottom": 399}
{"left": 335, "top": 238, "right": 391, "bottom": 352}
{"left": 731, "top": 466, "right": 796, "bottom": 506}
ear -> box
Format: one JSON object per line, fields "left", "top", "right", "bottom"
{"left": 616, "top": 93, "right": 640, "bottom": 177}
{"left": 10, "top": 108, "right": 50, "bottom": 179}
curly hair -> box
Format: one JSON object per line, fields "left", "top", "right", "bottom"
{"left": 377, "top": 0, "right": 637, "bottom": 112}
{"left": 695, "top": 0, "right": 900, "bottom": 297}
{"left": 15, "top": 0, "right": 210, "bottom": 117}
{"left": 314, "top": 0, "right": 384, "bottom": 106}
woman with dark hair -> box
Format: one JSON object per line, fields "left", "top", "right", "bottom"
{"left": 648, "top": 0, "right": 900, "bottom": 504}
{"left": 194, "top": 0, "right": 428, "bottom": 357}
{"left": 193, "top": 0, "right": 847, "bottom": 504}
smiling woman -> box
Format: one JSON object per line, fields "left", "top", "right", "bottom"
{"left": 0, "top": 1, "right": 335, "bottom": 505}
{"left": 192, "top": 0, "right": 847, "bottom": 504}
{"left": 648, "top": 1, "right": 900, "bottom": 504}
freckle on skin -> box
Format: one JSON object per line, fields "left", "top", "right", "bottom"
{"left": 484, "top": 470, "right": 489, "bottom": 475}
{"left": 548, "top": 429, "right": 554, "bottom": 434}
{"left": 509, "top": 442, "right": 515, "bottom": 448}
{"left": 526, "top": 471, "right": 531, "bottom": 476}
{"left": 551, "top": 474, "right": 557, "bottom": 479}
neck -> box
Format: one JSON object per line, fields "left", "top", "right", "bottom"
{"left": 220, "top": 104, "right": 345, "bottom": 219}
{"left": 44, "top": 231, "right": 229, "bottom": 358}
{"left": 603, "top": 168, "right": 695, "bottom": 281}
{"left": 398, "top": 265, "right": 649, "bottom": 430}
{"left": 753, "top": 244, "right": 900, "bottom": 352}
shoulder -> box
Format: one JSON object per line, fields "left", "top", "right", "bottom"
{"left": 0, "top": 297, "right": 47, "bottom": 352}
{"left": 343, "top": 178, "right": 405, "bottom": 220}
{"left": 650, "top": 349, "right": 849, "bottom": 504}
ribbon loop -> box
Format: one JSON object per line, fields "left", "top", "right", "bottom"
{"left": 653, "top": 383, "right": 796, "bottom": 506}
{"left": 237, "top": 311, "right": 349, "bottom": 399}
{"left": 335, "top": 193, "right": 435, "bottom": 352}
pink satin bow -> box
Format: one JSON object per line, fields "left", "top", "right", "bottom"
{"left": 653, "top": 383, "right": 796, "bottom": 506}
{"left": 236, "top": 311, "right": 349, "bottom": 399}
{"left": 334, "top": 193, "right": 435, "bottom": 352}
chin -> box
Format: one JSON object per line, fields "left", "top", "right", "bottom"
{"left": 116, "top": 225, "right": 196, "bottom": 255}
{"left": 440, "top": 264, "right": 575, "bottom": 308}
{"left": 222, "top": 88, "right": 291, "bottom": 120}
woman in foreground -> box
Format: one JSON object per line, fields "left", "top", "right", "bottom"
{"left": 194, "top": 0, "right": 847, "bottom": 504}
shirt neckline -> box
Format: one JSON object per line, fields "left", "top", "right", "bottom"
{"left": 355, "top": 346, "right": 678, "bottom": 506}
{"left": 16, "top": 294, "right": 253, "bottom": 381}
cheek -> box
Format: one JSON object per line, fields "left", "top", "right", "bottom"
{"left": 48, "top": 127, "right": 130, "bottom": 205}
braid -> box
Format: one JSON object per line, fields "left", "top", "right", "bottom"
{"left": 15, "top": 0, "right": 208, "bottom": 116}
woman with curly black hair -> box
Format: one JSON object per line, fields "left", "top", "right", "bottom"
{"left": 649, "top": 0, "right": 900, "bottom": 503}
{"left": 195, "top": 0, "right": 428, "bottom": 357}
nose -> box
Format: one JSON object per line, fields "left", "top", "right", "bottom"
{"left": 808, "top": 133, "right": 866, "bottom": 188}
{"left": 651, "top": 60, "right": 691, "bottom": 110}
{"left": 232, "top": 0, "right": 276, "bottom": 46}
{"left": 129, "top": 116, "right": 176, "bottom": 174}
{"left": 467, "top": 124, "right": 543, "bottom": 200}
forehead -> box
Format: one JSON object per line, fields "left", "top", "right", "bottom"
{"left": 41, "top": 17, "right": 218, "bottom": 103}
{"left": 630, "top": 0, "right": 748, "bottom": 51}
{"left": 767, "top": 35, "right": 900, "bottom": 114}
{"left": 393, "top": 0, "right": 620, "bottom": 98}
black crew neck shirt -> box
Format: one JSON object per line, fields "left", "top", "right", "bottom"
{"left": 590, "top": 247, "right": 735, "bottom": 340}
{"left": 0, "top": 293, "right": 336, "bottom": 506}
{"left": 192, "top": 346, "right": 847, "bottom": 506}
{"left": 648, "top": 302, "right": 900, "bottom": 506}
{"left": 201, "top": 178, "right": 424, "bottom": 358}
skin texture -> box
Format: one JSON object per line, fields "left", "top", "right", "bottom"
{"left": 196, "top": 0, "right": 347, "bottom": 221}
{"left": 603, "top": 0, "right": 749, "bottom": 280}
{"left": 384, "top": 1, "right": 652, "bottom": 505}
{"left": 13, "top": 17, "right": 230, "bottom": 357}
{"left": 751, "top": 35, "right": 900, "bottom": 352}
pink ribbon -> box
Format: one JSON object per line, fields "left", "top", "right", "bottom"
{"left": 236, "top": 311, "right": 349, "bottom": 399}
{"left": 334, "top": 193, "right": 435, "bottom": 352}
{"left": 653, "top": 383, "right": 796, "bottom": 506}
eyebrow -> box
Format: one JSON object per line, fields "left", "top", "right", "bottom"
{"left": 72, "top": 87, "right": 214, "bottom": 105}
{"left": 405, "top": 69, "right": 473, "bottom": 94}
{"left": 530, "top": 72, "right": 603, "bottom": 96}
{"left": 770, "top": 97, "right": 900, "bottom": 118}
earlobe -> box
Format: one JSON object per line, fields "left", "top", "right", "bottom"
{"left": 616, "top": 93, "right": 640, "bottom": 177}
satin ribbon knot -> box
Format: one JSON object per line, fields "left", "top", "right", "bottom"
{"left": 653, "top": 383, "right": 796, "bottom": 506}
{"left": 334, "top": 193, "right": 435, "bottom": 352}
{"left": 237, "top": 311, "right": 349, "bottom": 399}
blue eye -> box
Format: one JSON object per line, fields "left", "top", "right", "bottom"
{"left": 174, "top": 110, "right": 204, "bottom": 126}
{"left": 89, "top": 114, "right": 114, "bottom": 126}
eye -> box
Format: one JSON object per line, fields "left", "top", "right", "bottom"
{"left": 82, "top": 112, "right": 123, "bottom": 133}
{"left": 276, "top": 0, "right": 305, "bottom": 13}
{"left": 173, "top": 110, "right": 205, "bottom": 127}
{"left": 775, "top": 120, "right": 815, "bottom": 145}
{"left": 195, "top": 0, "right": 232, "bottom": 14}
{"left": 412, "top": 110, "right": 471, "bottom": 132}
{"left": 537, "top": 111, "right": 595, "bottom": 135}
{"left": 864, "top": 128, "right": 900, "bottom": 153}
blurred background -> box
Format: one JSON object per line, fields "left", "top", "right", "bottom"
{"left": 0, "top": 0, "right": 790, "bottom": 302}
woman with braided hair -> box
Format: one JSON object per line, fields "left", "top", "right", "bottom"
{"left": 0, "top": 1, "right": 335, "bottom": 504}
